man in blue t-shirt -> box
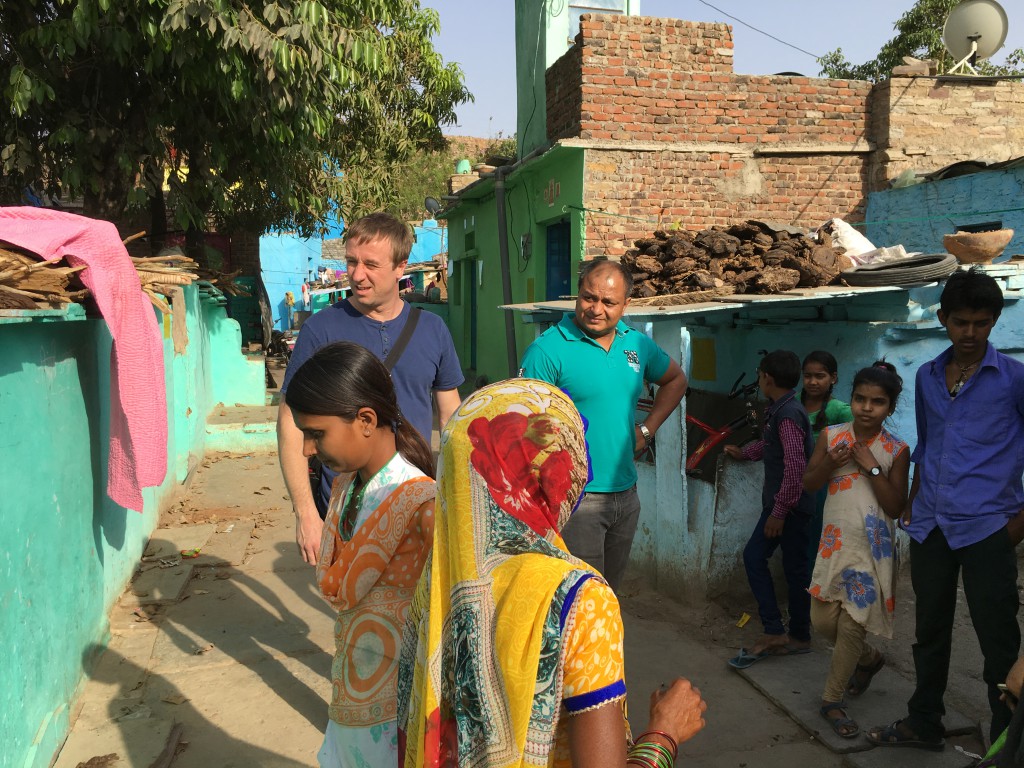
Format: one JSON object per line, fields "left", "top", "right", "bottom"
{"left": 519, "top": 260, "right": 687, "bottom": 591}
{"left": 277, "top": 213, "right": 464, "bottom": 564}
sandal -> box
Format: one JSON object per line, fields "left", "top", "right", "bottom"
{"left": 846, "top": 652, "right": 884, "bottom": 697}
{"left": 820, "top": 702, "right": 859, "bottom": 739}
{"left": 865, "top": 719, "right": 944, "bottom": 751}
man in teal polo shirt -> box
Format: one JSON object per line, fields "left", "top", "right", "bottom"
{"left": 520, "top": 260, "right": 687, "bottom": 591}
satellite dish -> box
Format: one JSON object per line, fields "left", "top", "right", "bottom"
{"left": 424, "top": 197, "right": 442, "bottom": 216}
{"left": 942, "top": 0, "right": 1009, "bottom": 75}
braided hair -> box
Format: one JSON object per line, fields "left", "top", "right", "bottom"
{"left": 801, "top": 350, "right": 839, "bottom": 433}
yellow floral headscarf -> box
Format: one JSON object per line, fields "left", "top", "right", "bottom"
{"left": 398, "top": 379, "right": 599, "bottom": 767}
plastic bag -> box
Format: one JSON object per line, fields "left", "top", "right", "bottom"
{"left": 822, "top": 218, "right": 876, "bottom": 258}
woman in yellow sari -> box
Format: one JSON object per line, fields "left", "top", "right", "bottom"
{"left": 398, "top": 379, "right": 705, "bottom": 768}
{"left": 285, "top": 342, "right": 437, "bottom": 768}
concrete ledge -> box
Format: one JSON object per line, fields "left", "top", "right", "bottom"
{"left": 735, "top": 650, "right": 976, "bottom": 760}
{"left": 205, "top": 406, "right": 278, "bottom": 454}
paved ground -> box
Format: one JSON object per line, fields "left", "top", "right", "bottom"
{"left": 55, "top": 442, "right": 1006, "bottom": 768}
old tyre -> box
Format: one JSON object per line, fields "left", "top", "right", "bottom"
{"left": 840, "top": 253, "right": 958, "bottom": 287}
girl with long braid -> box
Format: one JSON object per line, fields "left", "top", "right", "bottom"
{"left": 286, "top": 341, "right": 437, "bottom": 768}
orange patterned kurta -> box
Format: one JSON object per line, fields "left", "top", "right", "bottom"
{"left": 317, "top": 463, "right": 436, "bottom": 727}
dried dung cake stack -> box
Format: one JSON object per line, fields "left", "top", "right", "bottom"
{"left": 623, "top": 220, "right": 849, "bottom": 300}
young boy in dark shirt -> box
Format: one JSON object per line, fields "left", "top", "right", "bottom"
{"left": 725, "top": 350, "right": 816, "bottom": 668}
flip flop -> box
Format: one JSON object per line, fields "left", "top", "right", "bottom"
{"left": 865, "top": 719, "right": 945, "bottom": 751}
{"left": 728, "top": 643, "right": 811, "bottom": 669}
{"left": 728, "top": 647, "right": 771, "bottom": 669}
{"left": 820, "top": 702, "right": 860, "bottom": 739}
{"left": 847, "top": 653, "right": 885, "bottom": 697}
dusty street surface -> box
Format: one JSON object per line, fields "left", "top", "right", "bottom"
{"left": 55, "top": 444, "right": 1008, "bottom": 767}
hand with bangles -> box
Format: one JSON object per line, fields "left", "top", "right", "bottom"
{"left": 642, "top": 678, "right": 707, "bottom": 756}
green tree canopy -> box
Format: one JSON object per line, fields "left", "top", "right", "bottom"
{"left": 1, "top": 0, "right": 471, "bottom": 241}
{"left": 387, "top": 133, "right": 517, "bottom": 221}
{"left": 818, "top": 0, "right": 1023, "bottom": 81}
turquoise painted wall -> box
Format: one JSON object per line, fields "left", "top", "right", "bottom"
{"left": 0, "top": 285, "right": 264, "bottom": 768}
{"left": 865, "top": 167, "right": 1024, "bottom": 259}
{"left": 445, "top": 146, "right": 585, "bottom": 384}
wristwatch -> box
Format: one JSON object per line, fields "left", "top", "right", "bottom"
{"left": 868, "top": 466, "right": 881, "bottom": 477}
{"left": 637, "top": 422, "right": 653, "bottom": 447}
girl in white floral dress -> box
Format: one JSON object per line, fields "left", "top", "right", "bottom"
{"left": 803, "top": 362, "right": 910, "bottom": 740}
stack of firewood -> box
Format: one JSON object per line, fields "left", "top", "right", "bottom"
{"left": 623, "top": 221, "right": 851, "bottom": 301}
{"left": 0, "top": 247, "right": 88, "bottom": 309}
{"left": 132, "top": 254, "right": 201, "bottom": 314}
{"left": 197, "top": 267, "right": 250, "bottom": 297}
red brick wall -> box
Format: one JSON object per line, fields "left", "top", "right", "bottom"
{"left": 543, "top": 15, "right": 875, "bottom": 259}
{"left": 547, "top": 44, "right": 583, "bottom": 143}
{"left": 564, "top": 15, "right": 871, "bottom": 146}
{"left": 581, "top": 150, "right": 869, "bottom": 259}
{"left": 229, "top": 230, "right": 261, "bottom": 275}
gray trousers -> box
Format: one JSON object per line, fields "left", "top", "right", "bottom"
{"left": 560, "top": 486, "right": 641, "bottom": 592}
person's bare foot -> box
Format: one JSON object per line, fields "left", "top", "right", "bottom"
{"left": 784, "top": 636, "right": 811, "bottom": 652}
{"left": 747, "top": 634, "right": 789, "bottom": 655}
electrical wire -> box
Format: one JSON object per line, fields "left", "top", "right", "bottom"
{"left": 694, "top": 0, "right": 821, "bottom": 60}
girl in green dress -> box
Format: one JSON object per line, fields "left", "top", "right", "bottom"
{"left": 801, "top": 351, "right": 853, "bottom": 564}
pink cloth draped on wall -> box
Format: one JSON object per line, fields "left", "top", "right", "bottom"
{"left": 0, "top": 207, "right": 168, "bottom": 511}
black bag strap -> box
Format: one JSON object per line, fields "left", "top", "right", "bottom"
{"left": 383, "top": 307, "right": 421, "bottom": 371}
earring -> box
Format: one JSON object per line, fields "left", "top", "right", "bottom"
{"left": 364, "top": 430, "right": 371, "bottom": 437}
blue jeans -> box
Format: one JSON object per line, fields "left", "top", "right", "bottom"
{"left": 742, "top": 507, "right": 811, "bottom": 641}
{"left": 560, "top": 486, "right": 641, "bottom": 592}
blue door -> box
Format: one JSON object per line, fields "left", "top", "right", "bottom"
{"left": 545, "top": 221, "right": 571, "bottom": 301}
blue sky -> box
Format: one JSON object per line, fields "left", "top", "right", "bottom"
{"left": 423, "top": 0, "right": 1023, "bottom": 139}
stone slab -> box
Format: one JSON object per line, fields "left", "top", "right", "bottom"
{"left": 143, "top": 524, "right": 217, "bottom": 560}
{"left": 149, "top": 567, "right": 333, "bottom": 674}
{"left": 736, "top": 649, "right": 976, "bottom": 754}
{"left": 192, "top": 520, "right": 255, "bottom": 567}
{"left": 126, "top": 563, "right": 194, "bottom": 606}
{"left": 141, "top": 648, "right": 326, "bottom": 768}
{"left": 53, "top": 709, "right": 175, "bottom": 768}
{"left": 622, "top": 610, "right": 843, "bottom": 766}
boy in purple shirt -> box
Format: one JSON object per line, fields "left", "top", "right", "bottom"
{"left": 869, "top": 269, "right": 1024, "bottom": 750}
{"left": 724, "top": 350, "right": 816, "bottom": 667}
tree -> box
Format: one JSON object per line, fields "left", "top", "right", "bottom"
{"left": 386, "top": 134, "right": 517, "bottom": 221}
{"left": 0, "top": 0, "right": 471, "bottom": 248}
{"left": 818, "top": 0, "right": 1024, "bottom": 82}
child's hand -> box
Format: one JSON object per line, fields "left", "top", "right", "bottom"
{"left": 764, "top": 516, "right": 784, "bottom": 539}
{"left": 826, "top": 441, "right": 851, "bottom": 467}
{"left": 850, "top": 441, "right": 878, "bottom": 473}
{"left": 723, "top": 445, "right": 744, "bottom": 460}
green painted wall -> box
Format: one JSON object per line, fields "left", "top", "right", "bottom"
{"left": 444, "top": 146, "right": 585, "bottom": 385}
{"left": 0, "top": 285, "right": 264, "bottom": 768}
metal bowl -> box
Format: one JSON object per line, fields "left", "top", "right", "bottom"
{"left": 943, "top": 229, "right": 1014, "bottom": 264}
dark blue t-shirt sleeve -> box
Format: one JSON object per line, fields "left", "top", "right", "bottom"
{"left": 431, "top": 319, "right": 465, "bottom": 390}
{"left": 280, "top": 321, "right": 325, "bottom": 393}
